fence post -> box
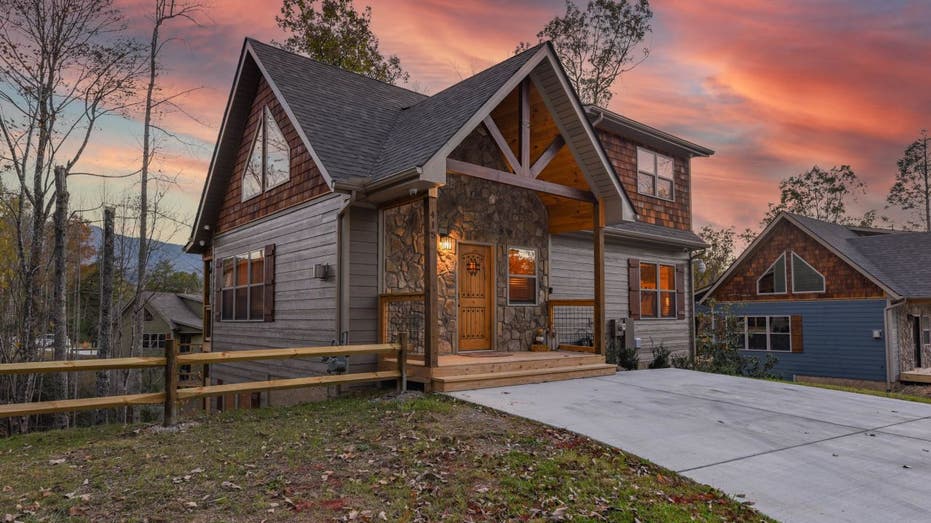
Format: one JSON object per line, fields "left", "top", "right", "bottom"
{"left": 163, "top": 337, "right": 178, "bottom": 426}
{"left": 397, "top": 332, "right": 408, "bottom": 393}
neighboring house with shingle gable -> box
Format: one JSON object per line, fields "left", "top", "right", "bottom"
{"left": 185, "top": 38, "right": 713, "bottom": 397}
{"left": 702, "top": 212, "right": 931, "bottom": 386}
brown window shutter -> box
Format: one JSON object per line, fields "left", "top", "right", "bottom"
{"left": 628, "top": 258, "right": 641, "bottom": 320}
{"left": 214, "top": 258, "right": 223, "bottom": 322}
{"left": 676, "top": 263, "right": 687, "bottom": 320}
{"left": 790, "top": 315, "right": 803, "bottom": 352}
{"left": 264, "top": 244, "right": 276, "bottom": 322}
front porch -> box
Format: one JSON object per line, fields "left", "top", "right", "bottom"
{"left": 365, "top": 75, "right": 626, "bottom": 391}
{"left": 379, "top": 350, "right": 616, "bottom": 392}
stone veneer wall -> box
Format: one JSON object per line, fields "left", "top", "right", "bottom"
{"left": 437, "top": 174, "right": 549, "bottom": 353}
{"left": 897, "top": 301, "right": 931, "bottom": 372}
{"left": 382, "top": 125, "right": 550, "bottom": 354}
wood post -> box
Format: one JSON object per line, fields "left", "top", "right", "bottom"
{"left": 163, "top": 337, "right": 178, "bottom": 427}
{"left": 593, "top": 200, "right": 606, "bottom": 356}
{"left": 423, "top": 192, "right": 439, "bottom": 368}
{"left": 398, "top": 332, "right": 408, "bottom": 393}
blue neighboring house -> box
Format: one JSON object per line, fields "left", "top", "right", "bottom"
{"left": 701, "top": 212, "right": 931, "bottom": 387}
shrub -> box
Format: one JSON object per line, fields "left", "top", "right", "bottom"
{"left": 685, "top": 301, "right": 779, "bottom": 379}
{"left": 647, "top": 342, "right": 671, "bottom": 369}
{"left": 606, "top": 334, "right": 639, "bottom": 370}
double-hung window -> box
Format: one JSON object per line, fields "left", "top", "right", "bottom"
{"left": 220, "top": 249, "right": 265, "bottom": 321}
{"left": 507, "top": 247, "right": 538, "bottom": 305}
{"left": 640, "top": 262, "right": 676, "bottom": 319}
{"left": 637, "top": 147, "right": 674, "bottom": 201}
{"left": 141, "top": 333, "right": 166, "bottom": 350}
{"left": 737, "top": 316, "right": 791, "bottom": 352}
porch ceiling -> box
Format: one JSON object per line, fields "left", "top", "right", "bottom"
{"left": 450, "top": 80, "right": 602, "bottom": 234}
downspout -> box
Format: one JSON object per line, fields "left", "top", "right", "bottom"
{"left": 884, "top": 298, "right": 907, "bottom": 390}
{"left": 688, "top": 249, "right": 696, "bottom": 361}
{"left": 335, "top": 190, "right": 358, "bottom": 344}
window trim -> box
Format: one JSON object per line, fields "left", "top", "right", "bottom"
{"left": 219, "top": 249, "right": 265, "bottom": 322}
{"left": 757, "top": 252, "right": 788, "bottom": 295}
{"left": 737, "top": 315, "right": 792, "bottom": 352}
{"left": 506, "top": 246, "right": 538, "bottom": 306}
{"left": 241, "top": 121, "right": 263, "bottom": 202}
{"left": 790, "top": 251, "right": 826, "bottom": 294}
{"left": 141, "top": 332, "right": 167, "bottom": 350}
{"left": 639, "top": 261, "right": 677, "bottom": 320}
{"left": 636, "top": 147, "right": 675, "bottom": 202}
{"left": 921, "top": 316, "right": 930, "bottom": 346}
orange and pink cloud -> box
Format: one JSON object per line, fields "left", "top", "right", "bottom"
{"left": 67, "top": 0, "right": 931, "bottom": 240}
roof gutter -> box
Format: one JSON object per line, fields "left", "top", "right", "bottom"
{"left": 603, "top": 227, "right": 708, "bottom": 250}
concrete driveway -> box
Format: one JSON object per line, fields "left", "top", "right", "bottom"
{"left": 449, "top": 368, "right": 931, "bottom": 523}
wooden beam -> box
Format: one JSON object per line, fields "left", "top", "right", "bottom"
{"left": 0, "top": 356, "right": 166, "bottom": 375}
{"left": 424, "top": 193, "right": 439, "bottom": 368}
{"left": 177, "top": 344, "right": 397, "bottom": 365}
{"left": 447, "top": 158, "right": 594, "bottom": 202}
{"left": 0, "top": 393, "right": 165, "bottom": 418}
{"left": 519, "top": 79, "right": 531, "bottom": 174}
{"left": 530, "top": 134, "right": 565, "bottom": 177}
{"left": 483, "top": 116, "right": 522, "bottom": 175}
{"left": 593, "top": 200, "right": 606, "bottom": 356}
{"left": 176, "top": 371, "right": 401, "bottom": 401}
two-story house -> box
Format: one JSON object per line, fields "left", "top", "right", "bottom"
{"left": 185, "top": 39, "right": 712, "bottom": 400}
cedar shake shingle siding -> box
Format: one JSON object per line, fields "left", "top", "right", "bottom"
{"left": 713, "top": 220, "right": 885, "bottom": 301}
{"left": 599, "top": 130, "right": 691, "bottom": 231}
{"left": 216, "top": 77, "right": 330, "bottom": 234}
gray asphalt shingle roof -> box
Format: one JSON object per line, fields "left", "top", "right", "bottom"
{"left": 606, "top": 221, "right": 706, "bottom": 248}
{"left": 144, "top": 292, "right": 203, "bottom": 330}
{"left": 789, "top": 213, "right": 931, "bottom": 298}
{"left": 249, "top": 39, "right": 544, "bottom": 183}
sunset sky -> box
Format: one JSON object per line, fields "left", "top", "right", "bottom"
{"left": 62, "top": 0, "right": 931, "bottom": 243}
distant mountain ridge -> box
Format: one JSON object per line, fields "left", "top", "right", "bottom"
{"left": 89, "top": 225, "right": 202, "bottom": 275}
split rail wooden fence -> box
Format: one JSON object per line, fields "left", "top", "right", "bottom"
{"left": 0, "top": 333, "right": 409, "bottom": 427}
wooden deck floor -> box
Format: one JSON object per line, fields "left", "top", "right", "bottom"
{"left": 901, "top": 368, "right": 931, "bottom": 384}
{"left": 380, "top": 350, "right": 616, "bottom": 392}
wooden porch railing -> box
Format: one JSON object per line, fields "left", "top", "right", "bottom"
{"left": 0, "top": 334, "right": 409, "bottom": 427}
{"left": 378, "top": 292, "right": 425, "bottom": 354}
{"left": 547, "top": 299, "right": 598, "bottom": 353}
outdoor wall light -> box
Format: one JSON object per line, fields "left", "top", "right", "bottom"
{"left": 438, "top": 228, "right": 456, "bottom": 252}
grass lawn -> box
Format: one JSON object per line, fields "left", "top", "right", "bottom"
{"left": 0, "top": 393, "right": 771, "bottom": 522}
{"left": 782, "top": 380, "right": 931, "bottom": 406}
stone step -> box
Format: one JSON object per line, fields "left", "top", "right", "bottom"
{"left": 432, "top": 363, "right": 617, "bottom": 392}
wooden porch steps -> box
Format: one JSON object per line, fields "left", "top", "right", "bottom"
{"left": 901, "top": 368, "right": 931, "bottom": 383}
{"left": 431, "top": 363, "right": 617, "bottom": 392}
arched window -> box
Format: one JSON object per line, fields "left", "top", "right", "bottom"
{"left": 757, "top": 253, "right": 787, "bottom": 295}
{"left": 791, "top": 252, "right": 825, "bottom": 293}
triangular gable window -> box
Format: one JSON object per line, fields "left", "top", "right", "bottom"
{"left": 791, "top": 252, "right": 825, "bottom": 293}
{"left": 241, "top": 106, "right": 291, "bottom": 201}
{"left": 757, "top": 252, "right": 787, "bottom": 295}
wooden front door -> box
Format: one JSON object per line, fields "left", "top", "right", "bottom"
{"left": 458, "top": 244, "right": 494, "bottom": 351}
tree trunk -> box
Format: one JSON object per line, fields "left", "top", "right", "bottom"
{"left": 96, "top": 207, "right": 115, "bottom": 425}
{"left": 923, "top": 134, "right": 929, "bottom": 233}
{"left": 50, "top": 166, "right": 70, "bottom": 429}
{"left": 128, "top": 8, "right": 160, "bottom": 418}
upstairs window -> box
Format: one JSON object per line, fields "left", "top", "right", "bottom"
{"left": 757, "top": 253, "right": 787, "bottom": 295}
{"left": 637, "top": 147, "right": 674, "bottom": 201}
{"left": 791, "top": 252, "right": 825, "bottom": 293}
{"left": 220, "top": 249, "right": 265, "bottom": 321}
{"left": 241, "top": 106, "right": 291, "bottom": 201}
{"left": 640, "top": 262, "right": 676, "bottom": 318}
{"left": 507, "top": 247, "right": 537, "bottom": 305}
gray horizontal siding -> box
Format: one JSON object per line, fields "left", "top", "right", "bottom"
{"left": 210, "top": 194, "right": 347, "bottom": 383}
{"left": 722, "top": 299, "right": 887, "bottom": 382}
{"left": 348, "top": 206, "right": 379, "bottom": 346}
{"left": 549, "top": 233, "right": 691, "bottom": 360}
